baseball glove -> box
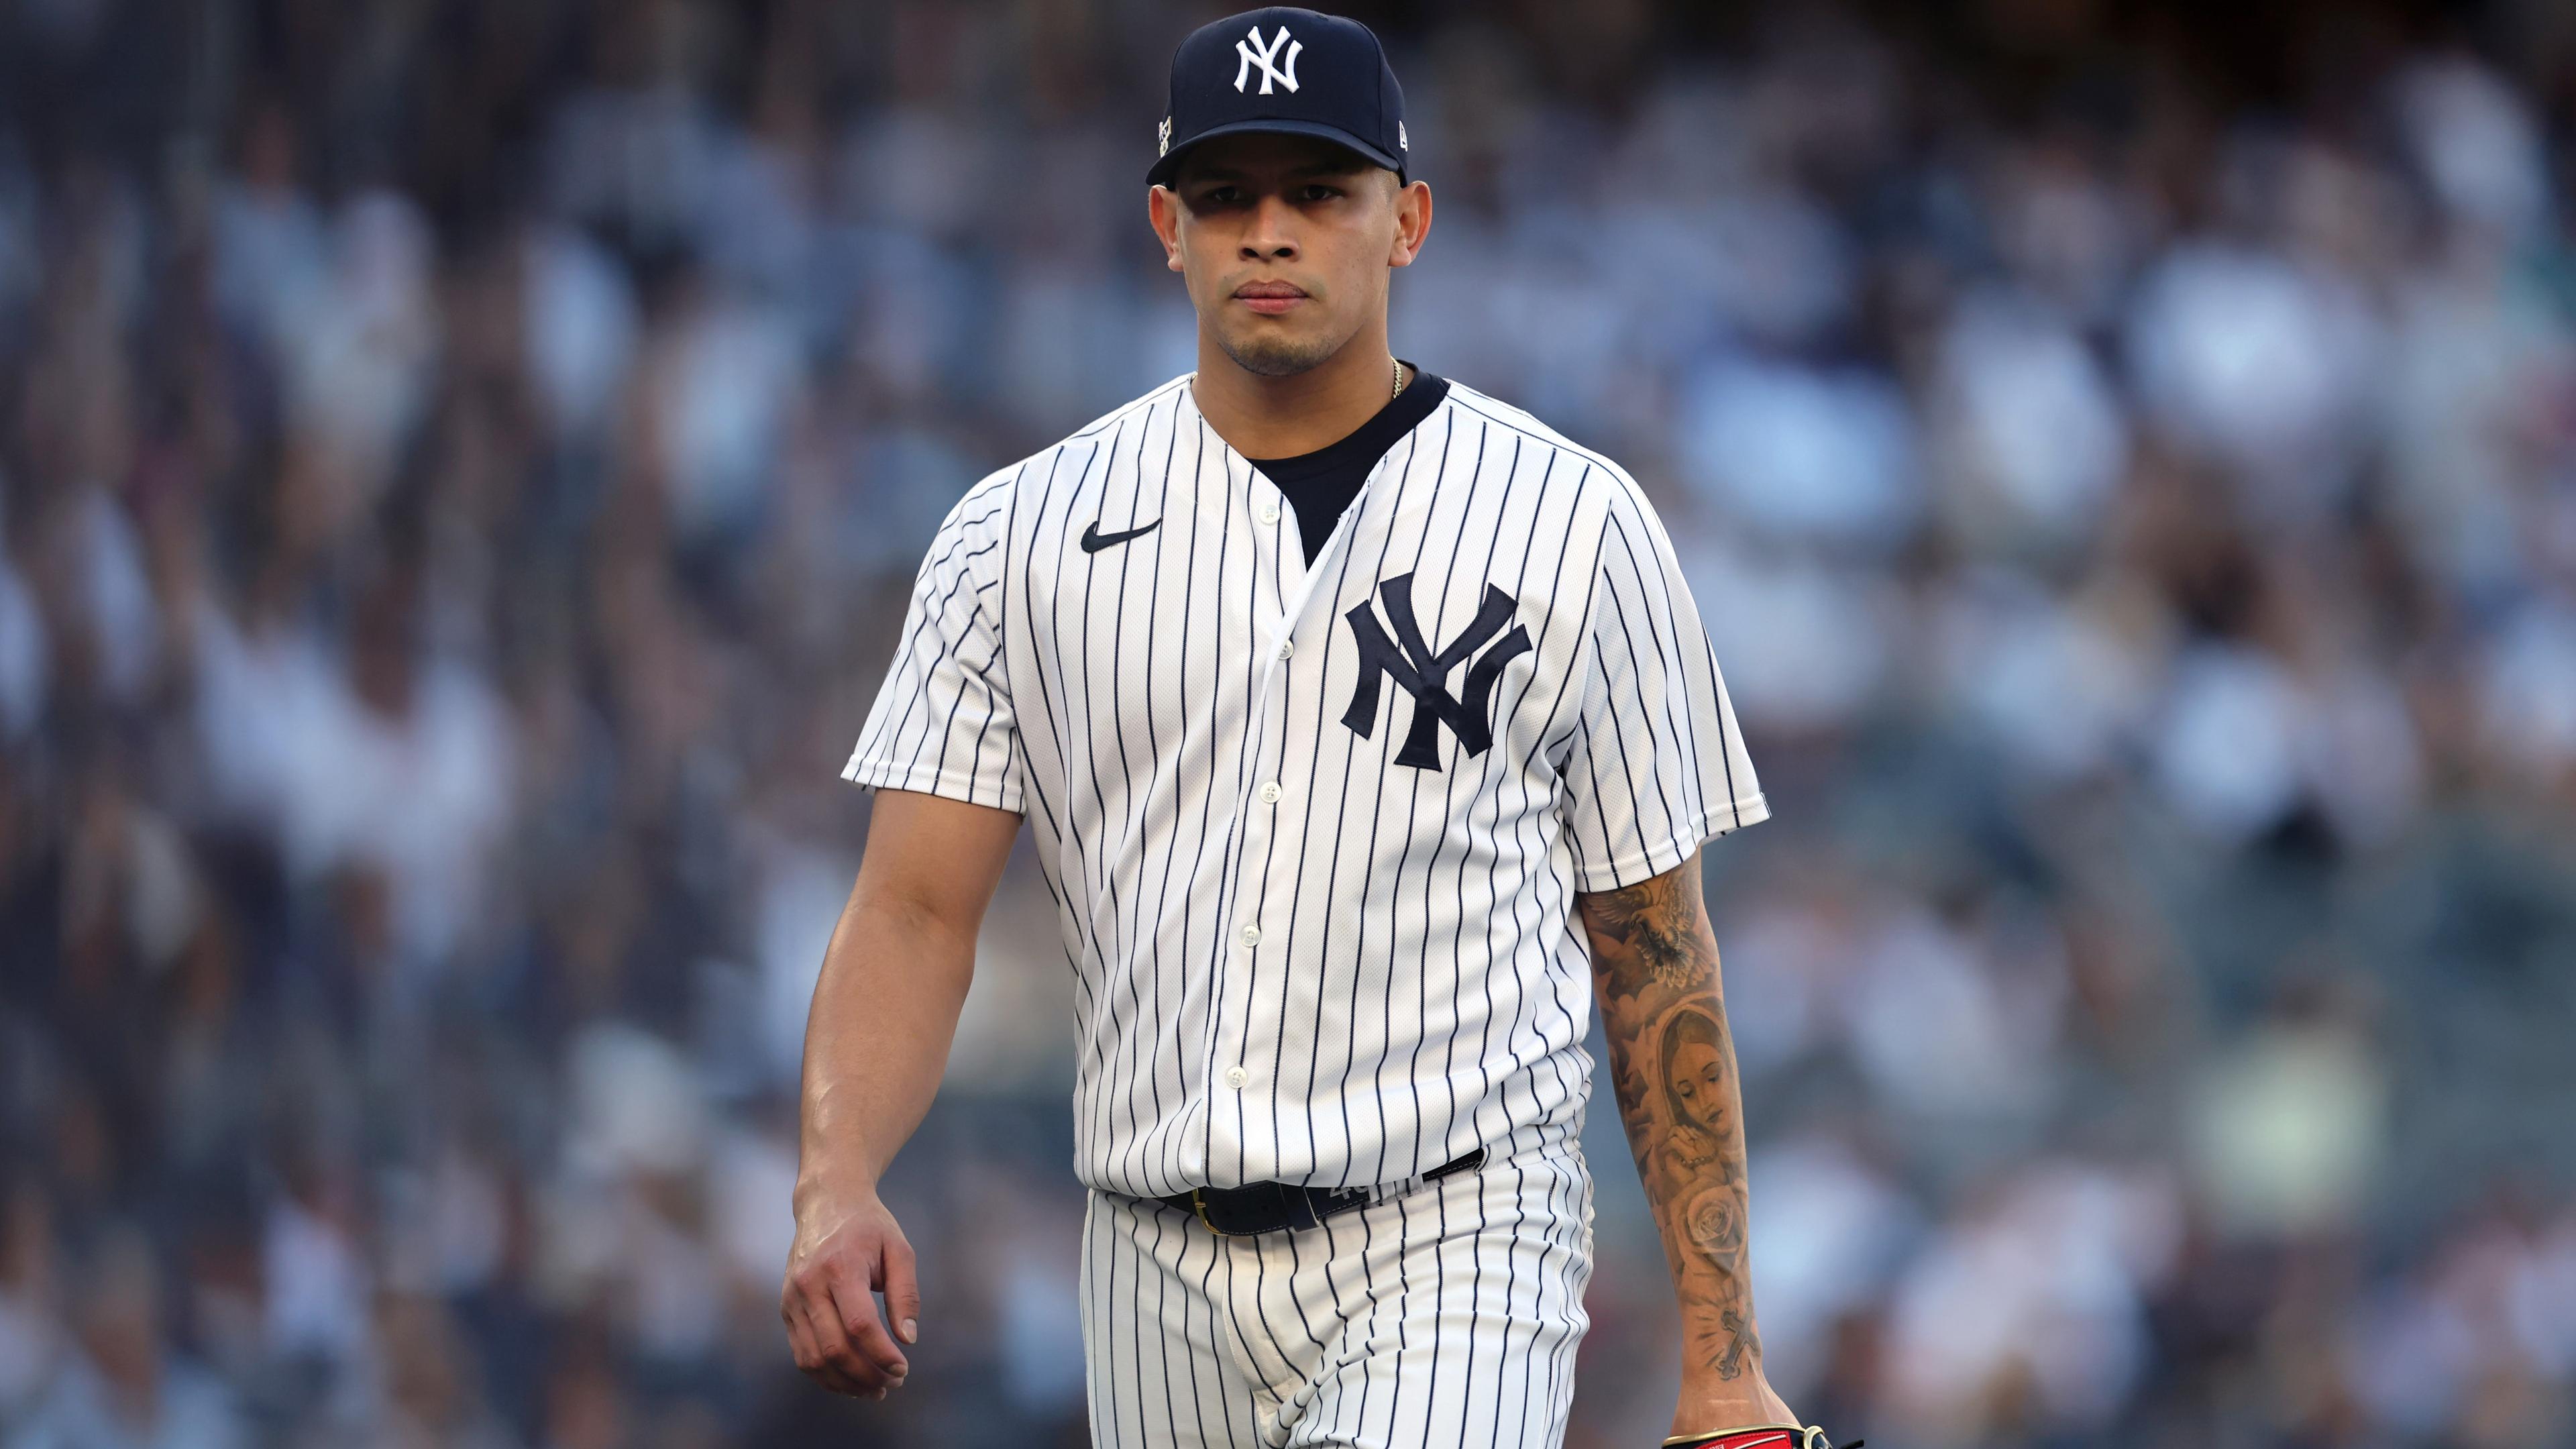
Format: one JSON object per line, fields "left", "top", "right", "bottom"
{"left": 1663, "top": 1425, "right": 1862, "bottom": 1449}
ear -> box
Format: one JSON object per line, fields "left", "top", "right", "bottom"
{"left": 1147, "top": 186, "right": 1186, "bottom": 274}
{"left": 1388, "top": 179, "right": 1433, "bottom": 269}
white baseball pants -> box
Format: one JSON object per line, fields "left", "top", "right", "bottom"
{"left": 1079, "top": 1120, "right": 1597, "bottom": 1448}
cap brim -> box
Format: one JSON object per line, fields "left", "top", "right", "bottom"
{"left": 1147, "top": 118, "right": 1405, "bottom": 188}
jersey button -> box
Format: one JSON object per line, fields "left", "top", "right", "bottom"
{"left": 1276, "top": 639, "right": 1293, "bottom": 660}
{"left": 1258, "top": 502, "right": 1280, "bottom": 525}
{"left": 1258, "top": 781, "right": 1281, "bottom": 804}
{"left": 1224, "top": 1066, "right": 1249, "bottom": 1090}
{"left": 1239, "top": 923, "right": 1262, "bottom": 947}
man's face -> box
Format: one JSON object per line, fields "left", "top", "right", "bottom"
{"left": 1150, "top": 132, "right": 1426, "bottom": 377}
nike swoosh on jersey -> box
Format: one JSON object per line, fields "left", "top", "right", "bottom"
{"left": 1079, "top": 519, "right": 1161, "bottom": 552}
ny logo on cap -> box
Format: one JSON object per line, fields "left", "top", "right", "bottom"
{"left": 1341, "top": 574, "right": 1532, "bottom": 771}
{"left": 1234, "top": 24, "right": 1302, "bottom": 95}
{"left": 1157, "top": 116, "right": 1172, "bottom": 156}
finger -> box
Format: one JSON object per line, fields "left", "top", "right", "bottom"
{"left": 780, "top": 1285, "right": 816, "bottom": 1370}
{"left": 784, "top": 1290, "right": 863, "bottom": 1394}
{"left": 792, "top": 1283, "right": 887, "bottom": 1395}
{"left": 826, "top": 1267, "right": 910, "bottom": 1380}
{"left": 881, "top": 1234, "right": 922, "bottom": 1347}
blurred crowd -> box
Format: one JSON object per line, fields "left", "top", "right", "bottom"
{"left": 6, "top": 1, "right": 2576, "bottom": 1446}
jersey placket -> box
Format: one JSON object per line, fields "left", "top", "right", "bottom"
{"left": 1205, "top": 443, "right": 1403, "bottom": 1185}
{"left": 1198, "top": 455, "right": 1289, "bottom": 1183}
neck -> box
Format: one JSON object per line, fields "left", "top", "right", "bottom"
{"left": 1190, "top": 321, "right": 1398, "bottom": 459}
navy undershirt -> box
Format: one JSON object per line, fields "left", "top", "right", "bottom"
{"left": 1246, "top": 364, "right": 1451, "bottom": 567}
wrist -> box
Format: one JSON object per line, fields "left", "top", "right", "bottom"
{"left": 1673, "top": 1370, "right": 1794, "bottom": 1440}
{"left": 793, "top": 1159, "right": 882, "bottom": 1208}
{"left": 1678, "top": 1380, "right": 1772, "bottom": 1409}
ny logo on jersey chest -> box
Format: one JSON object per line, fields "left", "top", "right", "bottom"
{"left": 1340, "top": 574, "right": 1532, "bottom": 771}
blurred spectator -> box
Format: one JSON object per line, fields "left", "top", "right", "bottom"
{"left": 13, "top": 1229, "right": 246, "bottom": 1449}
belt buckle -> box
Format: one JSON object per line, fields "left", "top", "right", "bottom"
{"left": 1189, "top": 1187, "right": 1238, "bottom": 1237}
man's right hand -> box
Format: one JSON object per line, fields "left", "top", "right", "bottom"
{"left": 782, "top": 1179, "right": 922, "bottom": 1398}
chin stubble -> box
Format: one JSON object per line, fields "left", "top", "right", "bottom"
{"left": 1215, "top": 329, "right": 1344, "bottom": 378}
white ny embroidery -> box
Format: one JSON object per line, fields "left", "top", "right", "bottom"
{"left": 1158, "top": 116, "right": 1172, "bottom": 156}
{"left": 1234, "top": 25, "right": 1303, "bottom": 95}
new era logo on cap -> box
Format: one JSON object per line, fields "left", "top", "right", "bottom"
{"left": 1148, "top": 7, "right": 1408, "bottom": 189}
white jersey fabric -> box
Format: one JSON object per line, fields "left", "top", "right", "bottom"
{"left": 845, "top": 372, "right": 1766, "bottom": 1199}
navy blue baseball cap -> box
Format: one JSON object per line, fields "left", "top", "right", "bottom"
{"left": 1148, "top": 7, "right": 1408, "bottom": 189}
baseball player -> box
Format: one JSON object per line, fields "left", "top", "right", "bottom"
{"left": 783, "top": 10, "right": 1858, "bottom": 1449}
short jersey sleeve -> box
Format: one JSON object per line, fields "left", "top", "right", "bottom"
{"left": 1554, "top": 483, "right": 1767, "bottom": 892}
{"left": 842, "top": 478, "right": 1024, "bottom": 812}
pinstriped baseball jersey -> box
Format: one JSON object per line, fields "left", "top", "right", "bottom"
{"left": 844, "top": 372, "right": 1766, "bottom": 1199}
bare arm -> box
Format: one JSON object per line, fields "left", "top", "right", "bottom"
{"left": 782, "top": 788, "right": 1020, "bottom": 1399}
{"left": 1578, "top": 852, "right": 1796, "bottom": 1440}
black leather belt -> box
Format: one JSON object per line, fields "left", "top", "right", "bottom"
{"left": 1157, "top": 1147, "right": 1487, "bottom": 1236}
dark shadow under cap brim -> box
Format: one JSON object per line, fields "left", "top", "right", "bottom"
{"left": 1147, "top": 118, "right": 1407, "bottom": 189}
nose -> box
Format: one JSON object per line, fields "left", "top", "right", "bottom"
{"left": 1239, "top": 192, "right": 1299, "bottom": 261}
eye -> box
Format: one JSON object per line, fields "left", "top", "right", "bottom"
{"left": 1302, "top": 184, "right": 1343, "bottom": 202}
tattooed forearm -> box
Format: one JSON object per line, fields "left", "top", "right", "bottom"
{"left": 1580, "top": 855, "right": 1762, "bottom": 1383}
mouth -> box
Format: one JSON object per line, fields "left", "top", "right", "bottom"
{"left": 1232, "top": 280, "right": 1309, "bottom": 317}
